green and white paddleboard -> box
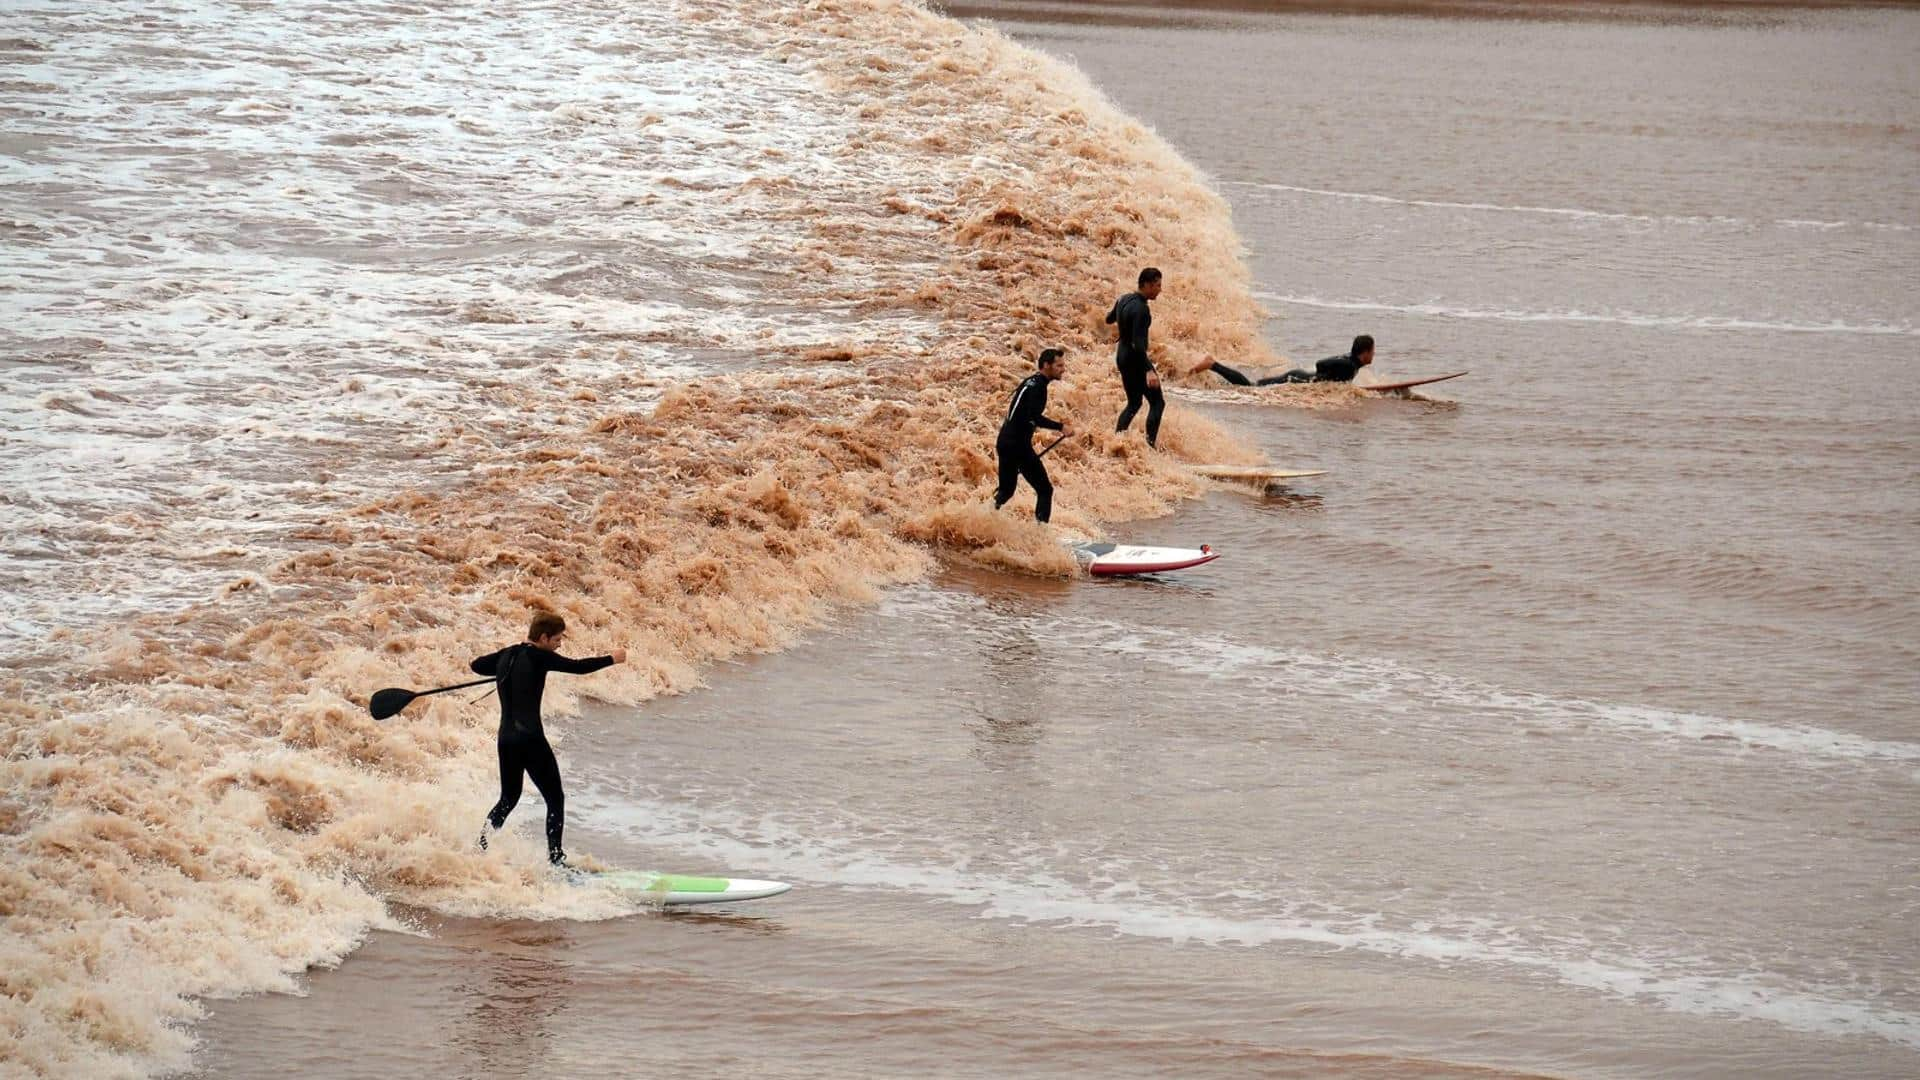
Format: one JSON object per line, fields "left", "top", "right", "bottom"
{"left": 582, "top": 869, "right": 791, "bottom": 906}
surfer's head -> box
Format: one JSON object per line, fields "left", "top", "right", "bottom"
{"left": 1037, "top": 347, "right": 1066, "bottom": 379}
{"left": 528, "top": 611, "right": 566, "bottom": 650}
{"left": 1137, "top": 266, "right": 1162, "bottom": 300}
{"left": 1351, "top": 334, "right": 1375, "bottom": 365}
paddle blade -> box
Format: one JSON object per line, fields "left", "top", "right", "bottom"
{"left": 368, "top": 687, "right": 416, "bottom": 721}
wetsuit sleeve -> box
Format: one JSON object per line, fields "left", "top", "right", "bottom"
{"left": 1034, "top": 414, "right": 1063, "bottom": 432}
{"left": 544, "top": 653, "right": 616, "bottom": 676}
{"left": 1210, "top": 361, "right": 1252, "bottom": 385}
{"left": 470, "top": 648, "right": 506, "bottom": 676}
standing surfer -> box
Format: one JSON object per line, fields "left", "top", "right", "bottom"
{"left": 472, "top": 612, "right": 625, "bottom": 867}
{"left": 993, "top": 347, "right": 1071, "bottom": 524}
{"left": 1108, "top": 267, "right": 1165, "bottom": 448}
{"left": 1203, "top": 334, "right": 1376, "bottom": 386}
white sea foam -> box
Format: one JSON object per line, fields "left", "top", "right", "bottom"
{"left": 879, "top": 586, "right": 1920, "bottom": 766}
{"left": 582, "top": 788, "right": 1920, "bottom": 1050}
{"left": 1225, "top": 180, "right": 1916, "bottom": 233}
{"left": 1252, "top": 291, "right": 1920, "bottom": 337}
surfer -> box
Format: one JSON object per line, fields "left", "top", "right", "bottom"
{"left": 471, "top": 612, "right": 626, "bottom": 867}
{"left": 1204, "top": 334, "right": 1376, "bottom": 386}
{"left": 1108, "top": 267, "right": 1164, "bottom": 448}
{"left": 993, "top": 347, "right": 1071, "bottom": 524}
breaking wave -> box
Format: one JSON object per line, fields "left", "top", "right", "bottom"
{"left": 0, "top": 0, "right": 1277, "bottom": 1074}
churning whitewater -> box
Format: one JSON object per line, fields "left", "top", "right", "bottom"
{"left": 1, "top": 0, "right": 1270, "bottom": 1074}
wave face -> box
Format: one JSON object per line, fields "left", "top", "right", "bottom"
{"left": 0, "top": 0, "right": 1273, "bottom": 1073}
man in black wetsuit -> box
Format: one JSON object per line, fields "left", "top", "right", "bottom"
{"left": 471, "top": 612, "right": 626, "bottom": 867}
{"left": 993, "top": 347, "right": 1071, "bottom": 524}
{"left": 1205, "top": 334, "right": 1376, "bottom": 386}
{"left": 1107, "top": 267, "right": 1164, "bottom": 447}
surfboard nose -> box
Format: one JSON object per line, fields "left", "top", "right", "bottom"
{"left": 713, "top": 880, "right": 792, "bottom": 902}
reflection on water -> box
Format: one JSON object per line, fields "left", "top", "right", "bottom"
{"left": 1255, "top": 488, "right": 1329, "bottom": 513}
{"left": 972, "top": 622, "right": 1048, "bottom": 779}
{"left": 659, "top": 910, "right": 791, "bottom": 936}
{"left": 454, "top": 923, "right": 576, "bottom": 1078}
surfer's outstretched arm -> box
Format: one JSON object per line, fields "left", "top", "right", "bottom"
{"left": 543, "top": 651, "right": 618, "bottom": 675}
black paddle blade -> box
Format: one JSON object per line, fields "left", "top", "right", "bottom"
{"left": 368, "top": 687, "right": 416, "bottom": 721}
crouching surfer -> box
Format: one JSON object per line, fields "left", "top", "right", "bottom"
{"left": 472, "top": 611, "right": 625, "bottom": 868}
{"left": 1204, "top": 334, "right": 1376, "bottom": 386}
{"left": 993, "top": 347, "right": 1071, "bottom": 524}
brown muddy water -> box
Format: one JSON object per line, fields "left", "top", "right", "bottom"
{"left": 5, "top": 0, "right": 1918, "bottom": 1077}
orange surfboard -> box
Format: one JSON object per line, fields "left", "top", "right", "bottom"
{"left": 1191, "top": 465, "right": 1327, "bottom": 482}
{"left": 1360, "top": 371, "right": 1469, "bottom": 393}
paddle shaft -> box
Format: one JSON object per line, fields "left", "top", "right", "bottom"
{"left": 1038, "top": 434, "right": 1068, "bottom": 458}
{"left": 414, "top": 676, "right": 494, "bottom": 699}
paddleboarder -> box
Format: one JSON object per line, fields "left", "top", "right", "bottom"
{"left": 1108, "top": 267, "right": 1164, "bottom": 447}
{"left": 472, "top": 612, "right": 625, "bottom": 867}
{"left": 993, "top": 347, "right": 1071, "bottom": 524}
{"left": 1204, "top": 334, "right": 1376, "bottom": 386}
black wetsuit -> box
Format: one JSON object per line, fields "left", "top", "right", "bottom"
{"left": 470, "top": 643, "right": 615, "bottom": 863}
{"left": 1209, "top": 360, "right": 1295, "bottom": 386}
{"left": 1107, "top": 291, "right": 1163, "bottom": 446}
{"left": 1212, "top": 353, "right": 1363, "bottom": 385}
{"left": 1312, "top": 352, "right": 1363, "bottom": 382}
{"left": 994, "top": 372, "right": 1064, "bottom": 523}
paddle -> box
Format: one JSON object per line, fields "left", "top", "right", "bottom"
{"left": 1037, "top": 434, "right": 1068, "bottom": 458}
{"left": 367, "top": 676, "right": 495, "bottom": 720}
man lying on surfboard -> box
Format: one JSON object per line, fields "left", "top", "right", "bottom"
{"left": 472, "top": 612, "right": 625, "bottom": 868}
{"left": 1203, "top": 334, "right": 1375, "bottom": 386}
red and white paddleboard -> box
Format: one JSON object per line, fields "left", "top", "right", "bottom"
{"left": 1360, "top": 371, "right": 1468, "bottom": 393}
{"left": 1067, "top": 542, "right": 1220, "bottom": 576}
